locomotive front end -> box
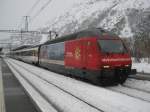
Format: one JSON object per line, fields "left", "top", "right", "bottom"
{"left": 98, "top": 38, "right": 132, "bottom": 84}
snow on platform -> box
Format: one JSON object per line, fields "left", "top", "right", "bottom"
{"left": 6, "top": 60, "right": 57, "bottom": 112}
{"left": 0, "top": 58, "right": 5, "bottom": 112}
{"left": 5, "top": 58, "right": 150, "bottom": 112}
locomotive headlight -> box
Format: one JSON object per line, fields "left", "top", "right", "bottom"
{"left": 103, "top": 65, "right": 110, "bottom": 68}
{"left": 125, "top": 65, "right": 129, "bottom": 67}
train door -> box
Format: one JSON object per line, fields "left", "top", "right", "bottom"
{"left": 65, "top": 39, "right": 83, "bottom": 69}
{"left": 84, "top": 38, "right": 100, "bottom": 70}
{"left": 81, "top": 39, "right": 88, "bottom": 69}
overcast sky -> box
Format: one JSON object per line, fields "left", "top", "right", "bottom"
{"left": 0, "top": 0, "right": 79, "bottom": 42}
{"left": 0, "top": 0, "right": 35, "bottom": 41}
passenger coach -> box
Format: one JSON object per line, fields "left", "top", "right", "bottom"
{"left": 11, "top": 45, "right": 39, "bottom": 64}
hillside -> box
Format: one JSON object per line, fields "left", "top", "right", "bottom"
{"left": 41, "top": 0, "right": 150, "bottom": 39}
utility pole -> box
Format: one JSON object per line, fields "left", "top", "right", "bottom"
{"left": 20, "top": 30, "right": 23, "bottom": 42}
{"left": 49, "top": 31, "right": 51, "bottom": 40}
{"left": 24, "top": 16, "right": 29, "bottom": 31}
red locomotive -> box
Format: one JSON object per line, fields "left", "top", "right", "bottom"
{"left": 11, "top": 28, "right": 133, "bottom": 85}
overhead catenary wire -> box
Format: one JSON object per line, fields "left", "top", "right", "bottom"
{"left": 17, "top": 0, "right": 41, "bottom": 30}
{"left": 29, "top": 0, "right": 53, "bottom": 24}
{"left": 13, "top": 0, "right": 55, "bottom": 44}
{"left": 26, "top": 0, "right": 41, "bottom": 16}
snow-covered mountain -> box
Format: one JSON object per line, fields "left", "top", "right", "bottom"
{"left": 42, "top": 0, "right": 150, "bottom": 39}
{"left": 10, "top": 0, "right": 150, "bottom": 47}
{"left": 10, "top": 33, "right": 42, "bottom": 48}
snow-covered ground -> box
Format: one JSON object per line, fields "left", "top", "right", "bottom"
{"left": 125, "top": 78, "right": 150, "bottom": 93}
{"left": 4, "top": 58, "right": 150, "bottom": 112}
{"left": 132, "top": 62, "right": 150, "bottom": 74}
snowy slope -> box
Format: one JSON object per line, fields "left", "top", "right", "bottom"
{"left": 42, "top": 0, "right": 150, "bottom": 39}
{"left": 10, "top": 0, "right": 150, "bottom": 45}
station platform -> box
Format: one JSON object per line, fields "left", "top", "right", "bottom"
{"left": 0, "top": 58, "right": 39, "bottom": 112}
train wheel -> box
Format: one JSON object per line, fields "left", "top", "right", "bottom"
{"left": 118, "top": 74, "right": 128, "bottom": 84}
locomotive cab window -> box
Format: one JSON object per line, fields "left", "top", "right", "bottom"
{"left": 98, "top": 39, "right": 127, "bottom": 53}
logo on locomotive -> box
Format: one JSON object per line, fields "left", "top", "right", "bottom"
{"left": 75, "top": 47, "right": 81, "bottom": 60}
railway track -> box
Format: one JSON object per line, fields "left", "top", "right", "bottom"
{"left": 124, "top": 78, "right": 150, "bottom": 93}
{"left": 137, "top": 72, "right": 150, "bottom": 75}
{"left": 107, "top": 84, "right": 150, "bottom": 103}
{"left": 108, "top": 74, "right": 150, "bottom": 103}
{"left": 123, "top": 84, "right": 150, "bottom": 94}
{"left": 5, "top": 58, "right": 150, "bottom": 112}
{"left": 128, "top": 73, "right": 150, "bottom": 81}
